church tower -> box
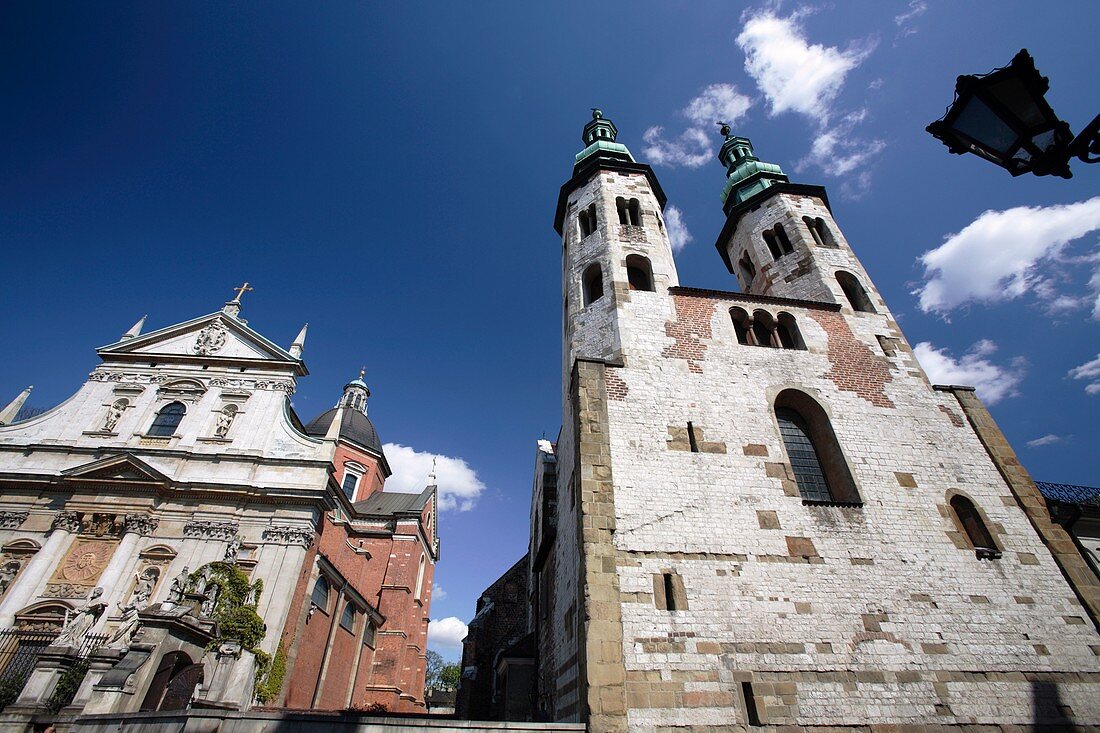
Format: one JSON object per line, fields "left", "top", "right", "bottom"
{"left": 534, "top": 115, "right": 1100, "bottom": 731}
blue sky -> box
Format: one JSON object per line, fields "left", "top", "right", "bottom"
{"left": 2, "top": 2, "right": 1098, "bottom": 660}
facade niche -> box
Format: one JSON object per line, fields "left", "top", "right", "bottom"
{"left": 578, "top": 203, "right": 598, "bottom": 239}
{"left": 616, "top": 197, "right": 642, "bottom": 226}
{"left": 836, "top": 271, "right": 876, "bottom": 313}
{"left": 762, "top": 224, "right": 794, "bottom": 260}
{"left": 148, "top": 401, "right": 186, "bottom": 437}
{"left": 738, "top": 251, "right": 757, "bottom": 285}
{"left": 625, "top": 254, "right": 654, "bottom": 292}
{"left": 804, "top": 216, "right": 837, "bottom": 247}
{"left": 774, "top": 390, "right": 860, "bottom": 504}
{"left": 582, "top": 263, "right": 604, "bottom": 306}
{"left": 950, "top": 494, "right": 1001, "bottom": 559}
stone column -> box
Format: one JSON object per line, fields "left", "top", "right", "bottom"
{"left": 256, "top": 525, "right": 314, "bottom": 656}
{"left": 0, "top": 511, "right": 80, "bottom": 627}
{"left": 94, "top": 514, "right": 159, "bottom": 617}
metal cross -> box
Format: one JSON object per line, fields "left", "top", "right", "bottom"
{"left": 230, "top": 282, "right": 254, "bottom": 304}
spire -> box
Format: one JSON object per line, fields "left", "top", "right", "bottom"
{"left": 121, "top": 315, "right": 147, "bottom": 341}
{"left": 324, "top": 405, "right": 345, "bottom": 441}
{"left": 575, "top": 107, "right": 635, "bottom": 167}
{"left": 715, "top": 123, "right": 789, "bottom": 210}
{"left": 0, "top": 386, "right": 33, "bottom": 426}
{"left": 337, "top": 367, "right": 371, "bottom": 415}
{"left": 222, "top": 282, "right": 253, "bottom": 321}
{"left": 289, "top": 323, "right": 309, "bottom": 359}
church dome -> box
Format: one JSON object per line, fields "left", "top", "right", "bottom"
{"left": 304, "top": 407, "right": 384, "bottom": 455}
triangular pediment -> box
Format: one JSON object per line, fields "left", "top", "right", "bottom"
{"left": 60, "top": 454, "right": 168, "bottom": 485}
{"left": 98, "top": 313, "right": 303, "bottom": 371}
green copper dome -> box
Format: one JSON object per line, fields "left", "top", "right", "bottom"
{"left": 717, "top": 127, "right": 787, "bottom": 206}
{"left": 575, "top": 108, "right": 635, "bottom": 165}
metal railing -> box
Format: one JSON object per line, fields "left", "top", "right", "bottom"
{"left": 0, "top": 628, "right": 107, "bottom": 709}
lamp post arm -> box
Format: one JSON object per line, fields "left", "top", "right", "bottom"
{"left": 1070, "top": 113, "right": 1100, "bottom": 164}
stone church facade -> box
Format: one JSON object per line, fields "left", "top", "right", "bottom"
{"left": 518, "top": 111, "right": 1100, "bottom": 730}
{"left": 0, "top": 294, "right": 438, "bottom": 727}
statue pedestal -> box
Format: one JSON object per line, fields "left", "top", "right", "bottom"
{"left": 7, "top": 644, "right": 80, "bottom": 712}
{"left": 194, "top": 640, "right": 257, "bottom": 711}
{"left": 66, "top": 647, "right": 122, "bottom": 716}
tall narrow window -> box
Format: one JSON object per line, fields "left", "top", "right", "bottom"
{"left": 742, "top": 682, "right": 762, "bottom": 726}
{"left": 763, "top": 230, "right": 783, "bottom": 260}
{"left": 731, "top": 308, "right": 753, "bottom": 345}
{"left": 687, "top": 422, "right": 699, "bottom": 453}
{"left": 579, "top": 203, "right": 598, "bottom": 238}
{"left": 616, "top": 197, "right": 629, "bottom": 225}
{"left": 663, "top": 573, "right": 677, "bottom": 611}
{"left": 340, "top": 602, "right": 357, "bottom": 632}
{"left": 950, "top": 495, "right": 1000, "bottom": 559}
{"left": 582, "top": 263, "right": 604, "bottom": 305}
{"left": 311, "top": 575, "right": 330, "bottom": 611}
{"left": 804, "top": 216, "right": 836, "bottom": 247}
{"left": 627, "top": 198, "right": 642, "bottom": 226}
{"left": 836, "top": 271, "right": 876, "bottom": 313}
{"left": 148, "top": 402, "right": 186, "bottom": 437}
{"left": 776, "top": 313, "right": 805, "bottom": 350}
{"left": 775, "top": 390, "right": 860, "bottom": 504}
{"left": 752, "top": 310, "right": 775, "bottom": 348}
{"left": 738, "top": 251, "right": 757, "bottom": 284}
{"left": 774, "top": 224, "right": 793, "bottom": 254}
{"left": 341, "top": 471, "right": 360, "bottom": 501}
{"left": 415, "top": 555, "right": 427, "bottom": 600}
{"left": 625, "top": 254, "right": 653, "bottom": 292}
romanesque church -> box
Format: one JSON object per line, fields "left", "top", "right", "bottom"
{"left": 457, "top": 111, "right": 1100, "bottom": 730}
{"left": 0, "top": 292, "right": 439, "bottom": 724}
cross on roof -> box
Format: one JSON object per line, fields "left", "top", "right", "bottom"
{"left": 229, "top": 282, "right": 253, "bottom": 305}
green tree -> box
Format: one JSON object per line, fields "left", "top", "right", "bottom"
{"left": 440, "top": 663, "right": 461, "bottom": 691}
{"left": 424, "top": 650, "right": 445, "bottom": 692}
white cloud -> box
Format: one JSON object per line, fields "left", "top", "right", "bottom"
{"left": 682, "top": 83, "right": 752, "bottom": 126}
{"left": 1026, "top": 434, "right": 1065, "bottom": 448}
{"left": 642, "top": 84, "right": 752, "bottom": 169}
{"left": 797, "top": 109, "right": 886, "bottom": 196}
{"left": 913, "top": 340, "right": 1024, "bottom": 405}
{"left": 665, "top": 205, "right": 693, "bottom": 253}
{"left": 1069, "top": 354, "right": 1100, "bottom": 395}
{"left": 382, "top": 443, "right": 486, "bottom": 512}
{"left": 736, "top": 9, "right": 873, "bottom": 122}
{"left": 642, "top": 126, "right": 712, "bottom": 169}
{"left": 433, "top": 585, "right": 448, "bottom": 600}
{"left": 894, "top": 0, "right": 927, "bottom": 37}
{"left": 428, "top": 616, "right": 468, "bottom": 650}
{"left": 914, "top": 197, "right": 1100, "bottom": 316}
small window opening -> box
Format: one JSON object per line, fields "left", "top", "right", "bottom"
{"left": 836, "top": 271, "right": 876, "bottom": 313}
{"left": 582, "top": 263, "right": 604, "bottom": 306}
{"left": 341, "top": 472, "right": 360, "bottom": 501}
{"left": 625, "top": 254, "right": 654, "bottom": 292}
{"left": 364, "top": 621, "right": 376, "bottom": 647}
{"left": 774, "top": 224, "right": 794, "bottom": 254}
{"left": 687, "top": 422, "right": 699, "bottom": 453}
{"left": 951, "top": 495, "right": 1001, "bottom": 559}
{"left": 763, "top": 230, "right": 782, "bottom": 260}
{"left": 804, "top": 216, "right": 836, "bottom": 247}
{"left": 663, "top": 573, "right": 677, "bottom": 611}
{"left": 628, "top": 198, "right": 641, "bottom": 226}
{"left": 616, "top": 197, "right": 629, "bottom": 225}
{"left": 148, "top": 402, "right": 186, "bottom": 437}
{"left": 742, "top": 681, "right": 762, "bottom": 726}
{"left": 738, "top": 251, "right": 757, "bottom": 284}
{"left": 731, "top": 308, "right": 753, "bottom": 345}
{"left": 776, "top": 313, "right": 805, "bottom": 350}
{"left": 579, "top": 203, "right": 598, "bottom": 238}
{"left": 340, "top": 602, "right": 357, "bottom": 632}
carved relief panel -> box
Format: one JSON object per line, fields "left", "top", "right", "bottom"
{"left": 0, "top": 538, "right": 39, "bottom": 600}
{"left": 46, "top": 538, "right": 119, "bottom": 599}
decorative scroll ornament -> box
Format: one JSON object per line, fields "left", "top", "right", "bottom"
{"left": 123, "top": 514, "right": 159, "bottom": 536}
{"left": 183, "top": 520, "right": 238, "bottom": 541}
{"left": 192, "top": 321, "right": 228, "bottom": 356}
{"left": 0, "top": 512, "right": 28, "bottom": 529}
{"left": 255, "top": 380, "right": 296, "bottom": 394}
{"left": 51, "top": 511, "right": 82, "bottom": 534}
{"left": 262, "top": 525, "right": 315, "bottom": 548}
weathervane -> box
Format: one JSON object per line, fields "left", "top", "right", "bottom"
{"left": 717, "top": 121, "right": 732, "bottom": 138}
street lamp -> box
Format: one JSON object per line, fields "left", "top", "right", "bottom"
{"left": 926, "top": 49, "right": 1099, "bottom": 179}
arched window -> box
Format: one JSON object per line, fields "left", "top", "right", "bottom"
{"left": 730, "top": 308, "right": 753, "bottom": 345}
{"left": 615, "top": 197, "right": 629, "bottom": 225}
{"left": 738, "top": 251, "right": 757, "bottom": 285}
{"left": 774, "top": 224, "right": 793, "bottom": 255}
{"left": 763, "top": 230, "right": 782, "bottom": 260}
{"left": 950, "top": 495, "right": 1000, "bottom": 559}
{"left": 578, "top": 203, "right": 598, "bottom": 238}
{"left": 311, "top": 575, "right": 330, "bottom": 611}
{"left": 751, "top": 310, "right": 775, "bottom": 348}
{"left": 625, "top": 254, "right": 654, "bottom": 292}
{"left": 804, "top": 216, "right": 836, "bottom": 247}
{"left": 415, "top": 555, "right": 427, "bottom": 600}
{"left": 582, "top": 263, "right": 604, "bottom": 305}
{"left": 340, "top": 602, "right": 357, "bottom": 631}
{"left": 774, "top": 390, "right": 859, "bottom": 504}
{"left": 836, "top": 271, "right": 876, "bottom": 313}
{"left": 776, "top": 312, "right": 805, "bottom": 350}
{"left": 627, "top": 198, "right": 641, "bottom": 226}
{"left": 762, "top": 224, "right": 793, "bottom": 260}
{"left": 148, "top": 402, "right": 185, "bottom": 437}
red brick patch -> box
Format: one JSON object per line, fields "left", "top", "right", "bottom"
{"left": 605, "top": 368, "right": 629, "bottom": 401}
{"left": 662, "top": 294, "right": 718, "bottom": 374}
{"left": 938, "top": 404, "right": 965, "bottom": 427}
{"left": 807, "top": 311, "right": 895, "bottom": 408}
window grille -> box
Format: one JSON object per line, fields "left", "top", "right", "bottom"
{"left": 777, "top": 408, "right": 832, "bottom": 502}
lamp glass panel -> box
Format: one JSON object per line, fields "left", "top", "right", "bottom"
{"left": 986, "top": 77, "right": 1046, "bottom": 127}
{"left": 953, "top": 96, "right": 1018, "bottom": 155}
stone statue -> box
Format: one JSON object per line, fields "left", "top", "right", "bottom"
{"left": 224, "top": 537, "right": 242, "bottom": 564}
{"left": 108, "top": 592, "right": 149, "bottom": 651}
{"left": 132, "top": 568, "right": 158, "bottom": 603}
{"left": 0, "top": 560, "right": 21, "bottom": 595}
{"left": 193, "top": 564, "right": 214, "bottom": 596}
{"left": 166, "top": 566, "right": 189, "bottom": 604}
{"left": 244, "top": 583, "right": 260, "bottom": 607}
{"left": 200, "top": 584, "right": 220, "bottom": 618}
{"left": 103, "top": 400, "right": 126, "bottom": 431}
{"left": 214, "top": 406, "right": 236, "bottom": 438}
{"left": 55, "top": 587, "right": 107, "bottom": 647}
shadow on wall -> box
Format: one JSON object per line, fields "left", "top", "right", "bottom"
{"left": 1032, "top": 680, "right": 1077, "bottom": 731}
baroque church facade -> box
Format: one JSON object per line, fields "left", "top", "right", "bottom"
{"left": 0, "top": 293, "right": 438, "bottom": 725}
{"left": 462, "top": 112, "right": 1100, "bottom": 730}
